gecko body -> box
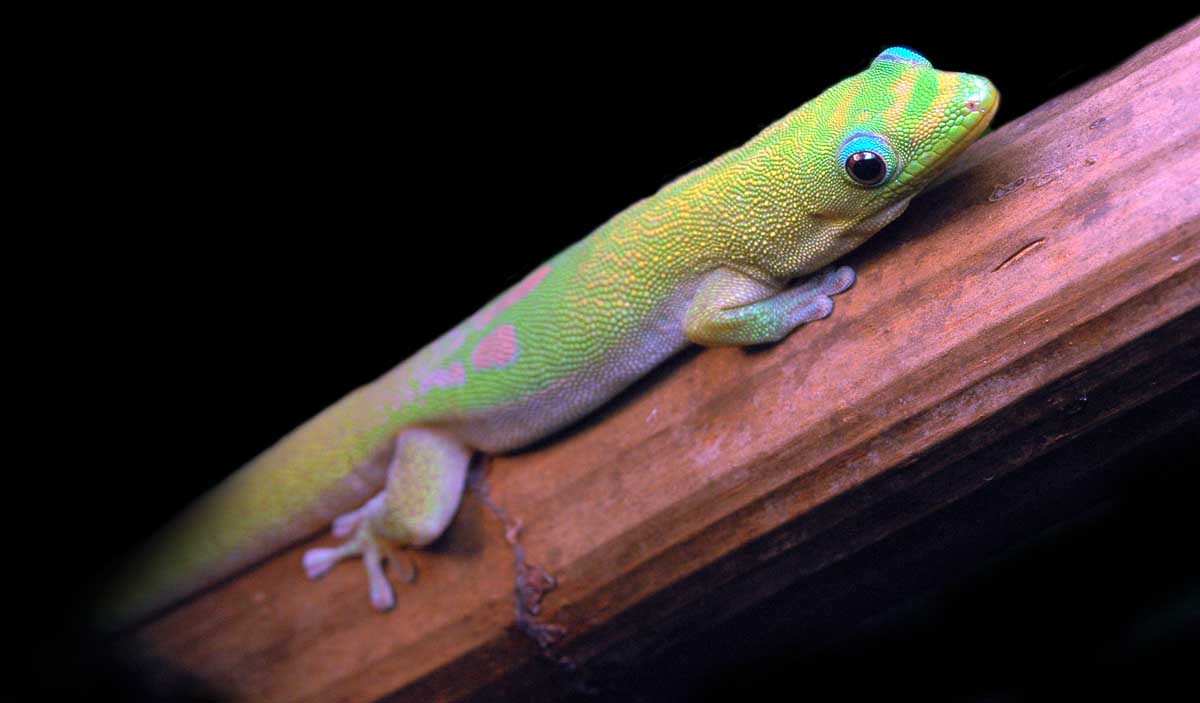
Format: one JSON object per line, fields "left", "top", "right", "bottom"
{"left": 106, "top": 47, "right": 997, "bottom": 623}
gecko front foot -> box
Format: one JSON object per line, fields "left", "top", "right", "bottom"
{"left": 803, "top": 264, "right": 856, "bottom": 300}
{"left": 302, "top": 427, "right": 471, "bottom": 612}
{"left": 684, "top": 264, "right": 857, "bottom": 347}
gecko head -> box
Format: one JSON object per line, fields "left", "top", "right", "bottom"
{"left": 799, "top": 46, "right": 998, "bottom": 226}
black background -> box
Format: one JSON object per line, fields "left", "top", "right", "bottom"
{"left": 26, "top": 9, "right": 1198, "bottom": 700}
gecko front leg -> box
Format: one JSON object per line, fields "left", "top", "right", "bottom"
{"left": 684, "top": 265, "right": 855, "bottom": 346}
{"left": 303, "top": 427, "right": 471, "bottom": 610}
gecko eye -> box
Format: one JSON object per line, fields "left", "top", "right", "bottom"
{"left": 845, "top": 151, "right": 887, "bottom": 186}
{"left": 837, "top": 133, "right": 897, "bottom": 188}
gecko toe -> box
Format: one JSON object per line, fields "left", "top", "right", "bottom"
{"left": 363, "top": 538, "right": 396, "bottom": 611}
{"left": 818, "top": 265, "right": 856, "bottom": 296}
{"left": 302, "top": 547, "right": 343, "bottom": 579}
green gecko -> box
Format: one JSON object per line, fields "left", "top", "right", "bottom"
{"left": 104, "top": 47, "right": 997, "bottom": 624}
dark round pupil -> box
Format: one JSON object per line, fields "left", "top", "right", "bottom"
{"left": 846, "top": 151, "right": 885, "bottom": 185}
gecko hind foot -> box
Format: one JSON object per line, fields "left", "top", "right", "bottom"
{"left": 303, "top": 494, "right": 415, "bottom": 611}
{"left": 301, "top": 428, "right": 469, "bottom": 612}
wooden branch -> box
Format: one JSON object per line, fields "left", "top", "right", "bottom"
{"left": 127, "top": 20, "right": 1200, "bottom": 702}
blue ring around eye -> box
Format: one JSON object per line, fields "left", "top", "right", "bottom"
{"left": 838, "top": 133, "right": 898, "bottom": 187}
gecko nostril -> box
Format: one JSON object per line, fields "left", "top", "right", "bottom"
{"left": 960, "top": 76, "right": 998, "bottom": 115}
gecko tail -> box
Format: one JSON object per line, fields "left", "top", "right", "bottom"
{"left": 93, "top": 381, "right": 411, "bottom": 631}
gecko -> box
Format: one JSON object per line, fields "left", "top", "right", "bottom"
{"left": 103, "top": 47, "right": 997, "bottom": 625}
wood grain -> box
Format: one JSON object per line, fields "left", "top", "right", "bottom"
{"left": 125, "top": 19, "right": 1200, "bottom": 702}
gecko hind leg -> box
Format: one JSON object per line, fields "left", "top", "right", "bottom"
{"left": 302, "top": 427, "right": 471, "bottom": 611}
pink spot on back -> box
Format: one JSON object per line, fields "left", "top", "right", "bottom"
{"left": 471, "top": 324, "right": 519, "bottom": 370}
{"left": 417, "top": 360, "right": 466, "bottom": 396}
{"left": 471, "top": 264, "right": 551, "bottom": 329}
